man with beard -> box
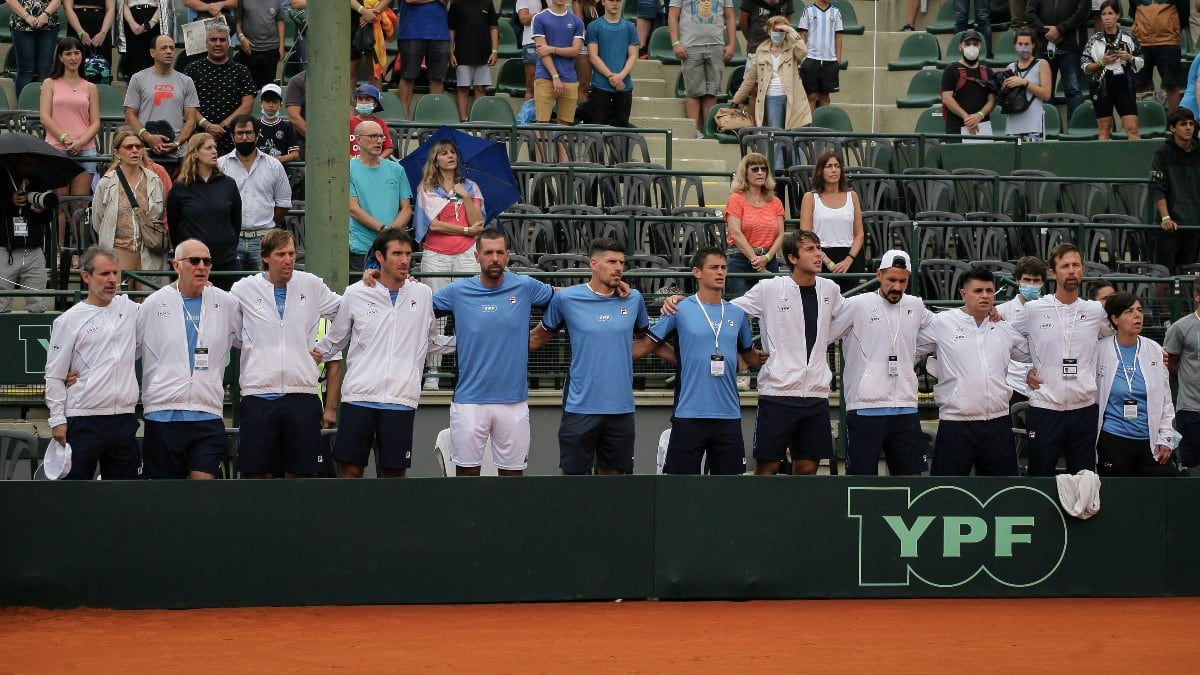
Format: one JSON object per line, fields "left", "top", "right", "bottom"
{"left": 939, "top": 29, "right": 996, "bottom": 141}
{"left": 1013, "top": 243, "right": 1112, "bottom": 475}
{"left": 529, "top": 238, "right": 653, "bottom": 475}
{"left": 219, "top": 114, "right": 292, "bottom": 271}
{"left": 829, "top": 250, "right": 935, "bottom": 476}
{"left": 432, "top": 229, "right": 555, "bottom": 476}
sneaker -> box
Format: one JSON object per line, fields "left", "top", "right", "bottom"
{"left": 423, "top": 376, "right": 439, "bottom": 391}
{"left": 639, "top": 53, "right": 649, "bottom": 60}
{"left": 900, "top": 24, "right": 914, "bottom": 31}
{"left": 694, "top": 129, "right": 705, "bottom": 139}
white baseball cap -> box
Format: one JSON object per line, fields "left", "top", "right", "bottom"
{"left": 260, "top": 83, "right": 283, "bottom": 99}
{"left": 38, "top": 439, "right": 71, "bottom": 480}
{"left": 878, "top": 250, "right": 911, "bottom": 271}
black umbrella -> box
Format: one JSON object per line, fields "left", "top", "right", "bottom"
{"left": 0, "top": 132, "right": 85, "bottom": 189}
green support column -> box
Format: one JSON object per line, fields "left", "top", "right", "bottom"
{"left": 303, "top": 2, "right": 350, "bottom": 292}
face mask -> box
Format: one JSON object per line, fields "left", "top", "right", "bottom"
{"left": 962, "top": 45, "right": 980, "bottom": 61}
{"left": 1015, "top": 45, "right": 1033, "bottom": 59}
{"left": 769, "top": 31, "right": 785, "bottom": 44}
{"left": 235, "top": 140, "right": 257, "bottom": 157}
{"left": 260, "top": 106, "right": 279, "bottom": 120}
{"left": 355, "top": 102, "right": 375, "bottom": 116}
{"left": 1018, "top": 284, "right": 1042, "bottom": 301}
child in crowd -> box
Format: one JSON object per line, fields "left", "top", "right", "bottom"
{"left": 349, "top": 84, "right": 394, "bottom": 159}
{"left": 256, "top": 83, "right": 300, "bottom": 163}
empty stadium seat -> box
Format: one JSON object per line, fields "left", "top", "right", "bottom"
{"left": 888, "top": 32, "right": 941, "bottom": 71}
{"left": 896, "top": 69, "right": 943, "bottom": 108}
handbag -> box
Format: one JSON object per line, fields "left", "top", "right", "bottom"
{"left": 116, "top": 169, "right": 169, "bottom": 255}
{"left": 714, "top": 107, "right": 754, "bottom": 133}
{"left": 352, "top": 24, "right": 375, "bottom": 57}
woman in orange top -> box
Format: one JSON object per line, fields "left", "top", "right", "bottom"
{"left": 724, "top": 151, "right": 784, "bottom": 298}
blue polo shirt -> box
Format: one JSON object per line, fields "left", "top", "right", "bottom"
{"left": 397, "top": 0, "right": 451, "bottom": 41}
{"left": 541, "top": 284, "right": 650, "bottom": 414}
{"left": 532, "top": 8, "right": 585, "bottom": 82}
{"left": 433, "top": 272, "right": 555, "bottom": 404}
{"left": 649, "top": 296, "right": 752, "bottom": 420}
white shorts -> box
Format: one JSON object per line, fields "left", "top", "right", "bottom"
{"left": 456, "top": 64, "right": 493, "bottom": 87}
{"left": 449, "top": 401, "right": 530, "bottom": 471}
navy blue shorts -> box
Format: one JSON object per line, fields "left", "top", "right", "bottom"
{"left": 931, "top": 416, "right": 1018, "bottom": 476}
{"left": 142, "top": 418, "right": 227, "bottom": 479}
{"left": 333, "top": 403, "right": 415, "bottom": 470}
{"left": 753, "top": 396, "right": 834, "bottom": 462}
{"left": 1026, "top": 404, "right": 1099, "bottom": 476}
{"left": 1138, "top": 44, "right": 1181, "bottom": 88}
{"left": 559, "top": 412, "right": 636, "bottom": 474}
{"left": 236, "top": 394, "right": 326, "bottom": 475}
{"left": 64, "top": 413, "right": 141, "bottom": 480}
{"left": 664, "top": 417, "right": 746, "bottom": 475}
{"left": 844, "top": 411, "right": 929, "bottom": 476}
{"left": 637, "top": 0, "right": 663, "bottom": 20}
{"left": 1176, "top": 409, "right": 1200, "bottom": 468}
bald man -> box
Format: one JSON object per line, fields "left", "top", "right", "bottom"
{"left": 347, "top": 120, "right": 413, "bottom": 272}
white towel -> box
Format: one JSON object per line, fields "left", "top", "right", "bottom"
{"left": 1055, "top": 470, "right": 1102, "bottom": 520}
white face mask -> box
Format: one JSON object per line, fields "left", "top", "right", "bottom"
{"left": 769, "top": 31, "right": 786, "bottom": 44}
{"left": 962, "top": 45, "right": 981, "bottom": 61}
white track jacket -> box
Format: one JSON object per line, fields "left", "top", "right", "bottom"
{"left": 44, "top": 295, "right": 140, "bottom": 428}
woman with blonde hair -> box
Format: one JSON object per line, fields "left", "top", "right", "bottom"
{"left": 728, "top": 15, "right": 811, "bottom": 132}
{"left": 725, "top": 151, "right": 784, "bottom": 299}
{"left": 93, "top": 126, "right": 166, "bottom": 285}
{"left": 166, "top": 132, "right": 242, "bottom": 288}
{"left": 800, "top": 149, "right": 864, "bottom": 292}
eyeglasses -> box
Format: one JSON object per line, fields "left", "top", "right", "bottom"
{"left": 359, "top": 133, "right": 386, "bottom": 140}
{"left": 180, "top": 256, "right": 213, "bottom": 267}
{"left": 119, "top": 143, "right": 144, "bottom": 150}
{"left": 748, "top": 165, "right": 768, "bottom": 173}
{"left": 233, "top": 130, "right": 257, "bottom": 138}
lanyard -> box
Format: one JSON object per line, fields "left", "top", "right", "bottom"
{"left": 1052, "top": 297, "right": 1079, "bottom": 357}
{"left": 1115, "top": 337, "right": 1141, "bottom": 396}
{"left": 879, "top": 293, "right": 901, "bottom": 354}
{"left": 695, "top": 296, "right": 725, "bottom": 351}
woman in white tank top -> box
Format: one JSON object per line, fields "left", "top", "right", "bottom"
{"left": 800, "top": 150, "right": 864, "bottom": 292}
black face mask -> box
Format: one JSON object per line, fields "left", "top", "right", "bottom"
{"left": 235, "top": 140, "right": 257, "bottom": 157}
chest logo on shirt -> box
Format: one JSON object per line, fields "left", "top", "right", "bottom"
{"left": 597, "top": 314, "right": 612, "bottom": 322}
{"left": 275, "top": 130, "right": 284, "bottom": 140}
{"left": 157, "top": 303, "right": 171, "bottom": 318}
{"left": 727, "top": 319, "right": 735, "bottom": 327}
{"left": 823, "top": 296, "right": 831, "bottom": 304}
{"left": 620, "top": 307, "right": 628, "bottom": 315}
{"left": 509, "top": 296, "right": 517, "bottom": 304}
{"left": 85, "top": 319, "right": 102, "bottom": 335}
{"left": 953, "top": 328, "right": 966, "bottom": 342}
{"left": 299, "top": 294, "right": 307, "bottom": 304}
{"left": 152, "top": 84, "right": 175, "bottom": 106}
{"left": 482, "top": 304, "right": 497, "bottom": 312}
{"left": 253, "top": 298, "right": 267, "bottom": 313}
{"left": 366, "top": 302, "right": 381, "bottom": 317}
{"left": 778, "top": 302, "right": 791, "bottom": 312}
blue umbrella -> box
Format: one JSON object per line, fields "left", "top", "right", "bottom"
{"left": 399, "top": 126, "right": 521, "bottom": 242}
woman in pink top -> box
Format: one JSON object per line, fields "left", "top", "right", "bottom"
{"left": 39, "top": 36, "right": 100, "bottom": 245}
{"left": 724, "top": 151, "right": 784, "bottom": 298}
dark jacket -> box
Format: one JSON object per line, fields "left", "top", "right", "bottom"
{"left": 1150, "top": 135, "right": 1200, "bottom": 227}
{"left": 1026, "top": 0, "right": 1091, "bottom": 53}
{"left": 165, "top": 173, "right": 242, "bottom": 262}
{"left": 0, "top": 175, "right": 53, "bottom": 252}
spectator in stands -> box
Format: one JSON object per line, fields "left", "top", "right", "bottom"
{"left": 901, "top": 0, "right": 919, "bottom": 31}
{"left": 918, "top": 268, "right": 1027, "bottom": 476}
{"left": 124, "top": 35, "right": 200, "bottom": 159}
{"left": 636, "top": 0, "right": 665, "bottom": 58}
{"left": 669, "top": 0, "right": 736, "bottom": 138}
{"left": 9, "top": 0, "right": 61, "bottom": 94}
{"left": 44, "top": 246, "right": 141, "bottom": 480}
{"left": 573, "top": 0, "right": 601, "bottom": 108}
{"left": 396, "top": 0, "right": 451, "bottom": 119}
{"left": 415, "top": 138, "right": 483, "bottom": 390}
{"left": 1089, "top": 279, "right": 1115, "bottom": 303}
{"left": 1001, "top": 28, "right": 1053, "bottom": 141}
{"left": 1151, "top": 107, "right": 1200, "bottom": 274}
{"left": 116, "top": 0, "right": 173, "bottom": 79}
{"left": 1083, "top": 0, "right": 1143, "bottom": 140}
{"left": 530, "top": 238, "right": 653, "bottom": 475}
{"left": 1015, "top": 243, "right": 1111, "bottom": 475}
{"left": 40, "top": 36, "right": 100, "bottom": 251}
{"left": 230, "top": 228, "right": 342, "bottom": 479}
{"left": 166, "top": 133, "right": 242, "bottom": 286}
{"left": 256, "top": 83, "right": 300, "bottom": 164}
{"left": 219, "top": 114, "right": 291, "bottom": 271}
{"left": 93, "top": 127, "right": 168, "bottom": 283}
{"left": 796, "top": 0, "right": 842, "bottom": 111}
{"left": 532, "top": 0, "right": 585, "bottom": 128}
{"left": 736, "top": 0, "right": 792, "bottom": 121}
{"left": 1012, "top": 0, "right": 1027, "bottom": 28}
{"left": 728, "top": 16, "right": 810, "bottom": 134}
{"left": 1130, "top": 0, "right": 1187, "bottom": 110}
{"left": 955, "top": 0, "right": 993, "bottom": 59}
{"left": 349, "top": 84, "right": 394, "bottom": 159}
{"left": 285, "top": 70, "right": 306, "bottom": 143}
{"left": 997, "top": 255, "right": 1047, "bottom": 407}
{"left": 1026, "top": 0, "right": 1090, "bottom": 120}
{"left": 939, "top": 29, "right": 996, "bottom": 142}
{"left": 0, "top": 152, "right": 53, "bottom": 313}
{"left": 185, "top": 0, "right": 236, "bottom": 31}
{"left": 448, "top": 0, "right": 499, "bottom": 122}
{"left": 800, "top": 149, "right": 863, "bottom": 294}
{"left": 349, "top": 0, "right": 388, "bottom": 88}
{"left": 348, "top": 120, "right": 412, "bottom": 272}
{"left": 137, "top": 239, "right": 242, "bottom": 479}
{"left": 1095, "top": 291, "right": 1178, "bottom": 475}
{"left": 315, "top": 228, "right": 456, "bottom": 478}
{"left": 637, "top": 247, "right": 763, "bottom": 474}
{"left": 432, "top": 229, "right": 556, "bottom": 476}
{"left": 186, "top": 24, "right": 258, "bottom": 155}
{"left": 1181, "top": 52, "right": 1200, "bottom": 116}
{"left": 724, "top": 152, "right": 784, "bottom": 300}
{"left": 63, "top": 0, "right": 115, "bottom": 74}
{"left": 236, "top": 0, "right": 286, "bottom": 89}
{"left": 829, "top": 250, "right": 934, "bottom": 476}
{"left": 587, "top": 0, "right": 640, "bottom": 127}
{"left": 517, "top": 0, "right": 548, "bottom": 99}
{"left": 285, "top": 0, "right": 307, "bottom": 69}
{"left": 1165, "top": 282, "right": 1200, "bottom": 469}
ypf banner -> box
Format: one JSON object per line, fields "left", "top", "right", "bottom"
{"left": 847, "top": 485, "right": 1068, "bottom": 589}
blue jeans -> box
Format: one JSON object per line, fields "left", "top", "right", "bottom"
{"left": 953, "top": 0, "right": 992, "bottom": 56}
{"left": 12, "top": 28, "right": 58, "bottom": 94}
{"left": 726, "top": 250, "right": 779, "bottom": 297}
{"left": 1045, "top": 49, "right": 1084, "bottom": 120}
{"left": 764, "top": 95, "right": 787, "bottom": 168}
{"left": 236, "top": 235, "right": 264, "bottom": 272}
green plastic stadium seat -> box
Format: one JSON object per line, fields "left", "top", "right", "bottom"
{"left": 0, "top": 87, "right": 9, "bottom": 110}
{"left": 16, "top": 82, "right": 40, "bottom": 111}
{"left": 896, "top": 69, "right": 943, "bottom": 108}
{"left": 500, "top": 0, "right": 516, "bottom": 17}
{"left": 469, "top": 95, "right": 517, "bottom": 125}
{"left": 496, "top": 58, "right": 527, "bottom": 97}
{"left": 888, "top": 32, "right": 940, "bottom": 71}
{"left": 378, "top": 90, "right": 406, "bottom": 122}
{"left": 935, "top": 32, "right": 967, "bottom": 68}
{"left": 1136, "top": 99, "right": 1168, "bottom": 138}
{"left": 914, "top": 106, "right": 945, "bottom": 135}
{"left": 925, "top": 0, "right": 958, "bottom": 34}
{"left": 1043, "top": 103, "right": 1062, "bottom": 139}
{"left": 97, "top": 84, "right": 125, "bottom": 117}
{"left": 0, "top": 5, "right": 11, "bottom": 43}
{"left": 985, "top": 30, "right": 1018, "bottom": 68}
{"left": 703, "top": 104, "right": 739, "bottom": 143}
{"left": 412, "top": 93, "right": 458, "bottom": 124}
{"left": 622, "top": 0, "right": 638, "bottom": 21}
{"left": 648, "top": 26, "right": 679, "bottom": 65}
{"left": 1061, "top": 101, "right": 1099, "bottom": 140}
{"left": 498, "top": 22, "right": 521, "bottom": 59}
{"left": 812, "top": 105, "right": 853, "bottom": 132}
{"left": 830, "top": 0, "right": 865, "bottom": 36}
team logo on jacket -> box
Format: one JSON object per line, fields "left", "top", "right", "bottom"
{"left": 508, "top": 296, "right": 517, "bottom": 304}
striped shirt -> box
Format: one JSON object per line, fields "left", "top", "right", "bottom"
{"left": 796, "top": 3, "right": 842, "bottom": 62}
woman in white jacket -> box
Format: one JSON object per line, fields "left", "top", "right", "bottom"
{"left": 1095, "top": 291, "right": 1178, "bottom": 476}
{"left": 92, "top": 125, "right": 166, "bottom": 285}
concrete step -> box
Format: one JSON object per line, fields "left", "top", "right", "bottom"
{"left": 851, "top": 0, "right": 949, "bottom": 33}
{"left": 629, "top": 115, "right": 697, "bottom": 138}
{"left": 631, "top": 78, "right": 668, "bottom": 99}
{"left": 631, "top": 96, "right": 685, "bottom": 119}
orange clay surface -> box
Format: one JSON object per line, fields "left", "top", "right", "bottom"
{"left": 2, "top": 598, "right": 1199, "bottom": 673}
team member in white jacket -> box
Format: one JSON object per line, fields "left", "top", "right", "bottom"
{"left": 1014, "top": 243, "right": 1111, "bottom": 476}
{"left": 829, "top": 249, "right": 934, "bottom": 476}
{"left": 314, "top": 229, "right": 455, "bottom": 478}
{"left": 918, "top": 268, "right": 1028, "bottom": 476}
{"left": 44, "top": 246, "right": 141, "bottom": 480}
{"left": 1094, "top": 291, "right": 1177, "bottom": 476}
{"left": 230, "top": 229, "right": 342, "bottom": 478}
{"left": 138, "top": 239, "right": 242, "bottom": 479}
{"left": 994, "top": 255, "right": 1046, "bottom": 407}
{"left": 731, "top": 230, "right": 844, "bottom": 476}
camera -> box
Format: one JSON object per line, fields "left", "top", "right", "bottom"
{"left": 27, "top": 191, "right": 58, "bottom": 210}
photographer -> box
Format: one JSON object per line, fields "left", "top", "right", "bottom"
{"left": 0, "top": 153, "right": 53, "bottom": 313}
{"left": 1083, "top": 0, "right": 1144, "bottom": 140}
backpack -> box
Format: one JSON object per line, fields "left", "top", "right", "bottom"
{"left": 511, "top": 0, "right": 549, "bottom": 40}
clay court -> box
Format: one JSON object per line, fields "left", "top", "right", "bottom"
{"left": 2, "top": 598, "right": 1198, "bottom": 672}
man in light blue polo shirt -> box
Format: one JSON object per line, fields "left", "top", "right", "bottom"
{"left": 432, "top": 229, "right": 555, "bottom": 476}
{"left": 531, "top": 238, "right": 653, "bottom": 475}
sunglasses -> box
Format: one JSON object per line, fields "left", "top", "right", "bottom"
{"left": 180, "top": 256, "right": 213, "bottom": 267}
{"left": 119, "top": 143, "right": 144, "bottom": 150}
{"left": 748, "top": 165, "right": 768, "bottom": 173}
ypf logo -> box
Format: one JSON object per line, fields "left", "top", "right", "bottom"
{"left": 847, "top": 485, "right": 1067, "bottom": 588}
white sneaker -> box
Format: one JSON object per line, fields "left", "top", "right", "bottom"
{"left": 694, "top": 129, "right": 705, "bottom": 139}
{"left": 423, "top": 376, "right": 440, "bottom": 391}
